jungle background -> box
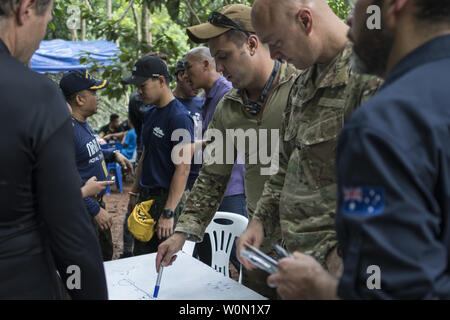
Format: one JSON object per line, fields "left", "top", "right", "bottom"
{"left": 46, "top": 0, "right": 350, "bottom": 129}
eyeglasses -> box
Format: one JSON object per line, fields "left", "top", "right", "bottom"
{"left": 208, "top": 11, "right": 250, "bottom": 36}
{"left": 347, "top": 0, "right": 357, "bottom": 9}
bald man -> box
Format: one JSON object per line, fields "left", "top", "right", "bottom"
{"left": 237, "top": 0, "right": 383, "bottom": 293}
{"left": 156, "top": 4, "right": 299, "bottom": 299}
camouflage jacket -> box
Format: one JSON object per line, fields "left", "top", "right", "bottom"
{"left": 175, "top": 62, "right": 299, "bottom": 242}
{"left": 253, "top": 43, "right": 383, "bottom": 267}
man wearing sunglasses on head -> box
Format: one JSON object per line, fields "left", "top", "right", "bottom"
{"left": 156, "top": 4, "right": 299, "bottom": 299}
{"left": 262, "top": 0, "right": 450, "bottom": 299}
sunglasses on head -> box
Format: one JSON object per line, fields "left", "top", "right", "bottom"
{"left": 208, "top": 11, "right": 251, "bottom": 36}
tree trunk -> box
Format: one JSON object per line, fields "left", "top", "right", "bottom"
{"left": 81, "top": 19, "right": 86, "bottom": 41}
{"left": 107, "top": 0, "right": 112, "bottom": 20}
{"left": 79, "top": 0, "right": 85, "bottom": 40}
{"left": 141, "top": 0, "right": 152, "bottom": 46}
{"left": 132, "top": 2, "right": 141, "bottom": 42}
{"left": 71, "top": 28, "right": 78, "bottom": 41}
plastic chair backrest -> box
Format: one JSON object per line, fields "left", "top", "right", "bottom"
{"left": 204, "top": 211, "right": 248, "bottom": 283}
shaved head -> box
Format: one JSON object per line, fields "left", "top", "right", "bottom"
{"left": 252, "top": 0, "right": 335, "bottom": 30}
{"left": 252, "top": 0, "right": 349, "bottom": 68}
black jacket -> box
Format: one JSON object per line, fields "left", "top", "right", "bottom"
{"left": 0, "top": 39, "right": 107, "bottom": 299}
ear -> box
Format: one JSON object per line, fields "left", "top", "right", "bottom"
{"left": 16, "top": 0, "right": 35, "bottom": 26}
{"left": 247, "top": 35, "right": 259, "bottom": 56}
{"left": 202, "top": 59, "right": 209, "bottom": 71}
{"left": 384, "top": 0, "right": 409, "bottom": 30}
{"left": 296, "top": 8, "right": 313, "bottom": 36}
{"left": 159, "top": 76, "right": 166, "bottom": 88}
{"left": 177, "top": 72, "right": 184, "bottom": 82}
{"left": 75, "top": 94, "right": 85, "bottom": 106}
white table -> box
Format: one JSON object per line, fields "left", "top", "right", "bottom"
{"left": 104, "top": 252, "right": 267, "bottom": 300}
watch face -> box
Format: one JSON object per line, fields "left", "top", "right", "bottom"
{"left": 163, "top": 209, "right": 174, "bottom": 218}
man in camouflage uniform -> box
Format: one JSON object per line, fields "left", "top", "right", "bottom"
{"left": 237, "top": 0, "right": 383, "bottom": 279}
{"left": 156, "top": 4, "right": 299, "bottom": 299}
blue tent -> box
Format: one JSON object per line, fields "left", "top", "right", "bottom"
{"left": 30, "top": 39, "right": 120, "bottom": 74}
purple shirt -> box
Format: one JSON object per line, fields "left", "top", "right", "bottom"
{"left": 202, "top": 77, "right": 245, "bottom": 197}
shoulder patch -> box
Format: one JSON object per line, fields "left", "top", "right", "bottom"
{"left": 342, "top": 186, "right": 385, "bottom": 216}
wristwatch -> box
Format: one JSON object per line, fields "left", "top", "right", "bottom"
{"left": 162, "top": 209, "right": 174, "bottom": 219}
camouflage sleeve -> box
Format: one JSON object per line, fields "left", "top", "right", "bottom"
{"left": 175, "top": 100, "right": 234, "bottom": 242}
{"left": 252, "top": 145, "right": 288, "bottom": 239}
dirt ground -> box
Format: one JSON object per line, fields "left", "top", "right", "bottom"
{"left": 103, "top": 177, "right": 239, "bottom": 280}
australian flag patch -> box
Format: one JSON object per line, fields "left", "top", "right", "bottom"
{"left": 342, "top": 186, "right": 385, "bottom": 216}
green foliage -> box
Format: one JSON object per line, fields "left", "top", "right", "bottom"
{"left": 44, "top": 0, "right": 350, "bottom": 126}
{"left": 327, "top": 0, "right": 351, "bottom": 21}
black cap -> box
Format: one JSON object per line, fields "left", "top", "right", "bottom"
{"left": 123, "top": 56, "right": 173, "bottom": 85}
{"left": 174, "top": 59, "right": 185, "bottom": 76}
{"left": 59, "top": 69, "right": 108, "bottom": 98}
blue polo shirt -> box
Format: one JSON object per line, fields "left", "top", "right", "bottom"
{"left": 72, "top": 119, "right": 114, "bottom": 216}
{"left": 140, "top": 99, "right": 195, "bottom": 190}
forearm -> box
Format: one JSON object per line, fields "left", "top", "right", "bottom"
{"left": 164, "top": 164, "right": 190, "bottom": 210}
{"left": 84, "top": 197, "right": 101, "bottom": 217}
{"left": 131, "top": 148, "right": 144, "bottom": 192}
{"left": 175, "top": 167, "right": 232, "bottom": 242}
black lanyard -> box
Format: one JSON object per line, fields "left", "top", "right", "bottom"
{"left": 242, "top": 59, "right": 280, "bottom": 115}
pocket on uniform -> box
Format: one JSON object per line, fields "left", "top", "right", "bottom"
{"left": 296, "top": 100, "right": 345, "bottom": 190}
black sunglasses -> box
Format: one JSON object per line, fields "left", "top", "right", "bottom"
{"left": 208, "top": 12, "right": 250, "bottom": 36}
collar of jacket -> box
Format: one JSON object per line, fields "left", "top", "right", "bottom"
{"left": 383, "top": 34, "right": 450, "bottom": 89}
{"left": 295, "top": 41, "right": 353, "bottom": 104}
{"left": 224, "top": 61, "right": 298, "bottom": 104}
{"left": 0, "top": 38, "right": 11, "bottom": 56}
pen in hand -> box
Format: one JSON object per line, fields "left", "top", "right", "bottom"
{"left": 153, "top": 265, "right": 164, "bottom": 298}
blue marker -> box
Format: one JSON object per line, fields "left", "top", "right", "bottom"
{"left": 153, "top": 265, "right": 164, "bottom": 298}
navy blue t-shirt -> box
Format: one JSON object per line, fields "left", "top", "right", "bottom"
{"left": 178, "top": 96, "right": 203, "bottom": 124}
{"left": 178, "top": 96, "right": 204, "bottom": 188}
{"left": 140, "top": 99, "right": 195, "bottom": 190}
{"left": 72, "top": 119, "right": 114, "bottom": 216}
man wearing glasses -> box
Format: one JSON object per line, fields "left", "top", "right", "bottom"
{"left": 263, "top": 0, "right": 450, "bottom": 299}
{"left": 156, "top": 4, "right": 299, "bottom": 299}
{"left": 60, "top": 69, "right": 133, "bottom": 261}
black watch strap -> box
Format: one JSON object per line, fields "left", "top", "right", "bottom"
{"left": 162, "top": 209, "right": 174, "bottom": 219}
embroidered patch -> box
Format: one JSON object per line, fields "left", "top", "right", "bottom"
{"left": 342, "top": 186, "right": 385, "bottom": 216}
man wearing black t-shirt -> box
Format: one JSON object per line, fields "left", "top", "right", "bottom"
{"left": 0, "top": 0, "right": 107, "bottom": 299}
{"left": 99, "top": 113, "right": 124, "bottom": 143}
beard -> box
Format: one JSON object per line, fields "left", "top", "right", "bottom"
{"left": 351, "top": 19, "right": 394, "bottom": 78}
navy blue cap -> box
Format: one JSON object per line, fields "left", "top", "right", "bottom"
{"left": 123, "top": 55, "right": 173, "bottom": 85}
{"left": 59, "top": 69, "right": 109, "bottom": 98}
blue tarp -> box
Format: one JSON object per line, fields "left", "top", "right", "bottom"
{"left": 30, "top": 39, "right": 120, "bottom": 74}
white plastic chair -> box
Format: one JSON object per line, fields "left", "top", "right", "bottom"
{"left": 204, "top": 211, "right": 249, "bottom": 283}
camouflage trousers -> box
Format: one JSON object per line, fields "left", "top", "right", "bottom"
{"left": 133, "top": 188, "right": 190, "bottom": 256}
